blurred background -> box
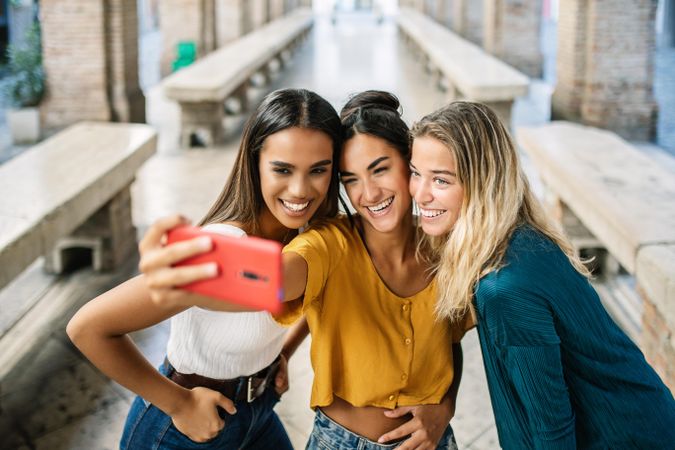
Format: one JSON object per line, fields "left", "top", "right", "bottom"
{"left": 0, "top": 0, "right": 673, "bottom": 448}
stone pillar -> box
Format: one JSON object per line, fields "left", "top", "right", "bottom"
{"left": 159, "top": 0, "right": 216, "bottom": 76}
{"left": 40, "top": 0, "right": 145, "bottom": 130}
{"left": 464, "top": 0, "right": 483, "bottom": 45}
{"left": 448, "top": 0, "right": 483, "bottom": 45}
{"left": 483, "top": 0, "right": 542, "bottom": 78}
{"left": 270, "top": 0, "right": 285, "bottom": 19}
{"left": 552, "top": 0, "right": 658, "bottom": 141}
{"left": 432, "top": 0, "right": 447, "bottom": 25}
{"left": 637, "top": 245, "right": 675, "bottom": 393}
{"left": 107, "top": 0, "right": 146, "bottom": 122}
{"left": 251, "top": 0, "right": 269, "bottom": 28}
{"left": 424, "top": 0, "right": 435, "bottom": 16}
{"left": 216, "top": 0, "right": 252, "bottom": 45}
{"left": 581, "top": 0, "right": 658, "bottom": 141}
{"left": 551, "top": 0, "right": 587, "bottom": 122}
{"left": 285, "top": 0, "right": 299, "bottom": 13}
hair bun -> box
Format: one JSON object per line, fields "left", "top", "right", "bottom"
{"left": 340, "top": 90, "right": 401, "bottom": 120}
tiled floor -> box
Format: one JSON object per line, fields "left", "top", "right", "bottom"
{"left": 0, "top": 10, "right": 673, "bottom": 450}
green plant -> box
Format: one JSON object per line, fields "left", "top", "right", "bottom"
{"left": 3, "top": 23, "right": 44, "bottom": 108}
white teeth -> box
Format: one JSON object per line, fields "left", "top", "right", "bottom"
{"left": 282, "top": 200, "right": 310, "bottom": 212}
{"left": 367, "top": 197, "right": 394, "bottom": 212}
{"left": 420, "top": 208, "right": 446, "bottom": 218}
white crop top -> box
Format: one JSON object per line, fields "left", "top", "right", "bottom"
{"left": 165, "top": 223, "right": 289, "bottom": 378}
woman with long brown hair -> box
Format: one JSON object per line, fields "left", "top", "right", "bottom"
{"left": 67, "top": 88, "right": 343, "bottom": 449}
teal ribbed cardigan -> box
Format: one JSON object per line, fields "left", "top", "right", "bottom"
{"left": 473, "top": 226, "right": 675, "bottom": 450}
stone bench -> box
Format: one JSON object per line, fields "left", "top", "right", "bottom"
{"left": 0, "top": 122, "right": 157, "bottom": 380}
{"left": 517, "top": 121, "right": 675, "bottom": 390}
{"left": 516, "top": 121, "right": 675, "bottom": 275}
{"left": 163, "top": 8, "right": 313, "bottom": 147}
{"left": 396, "top": 7, "right": 529, "bottom": 127}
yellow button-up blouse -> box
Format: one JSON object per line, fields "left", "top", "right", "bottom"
{"left": 283, "top": 216, "right": 474, "bottom": 409}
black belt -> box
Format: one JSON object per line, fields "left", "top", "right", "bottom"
{"left": 165, "top": 356, "right": 281, "bottom": 403}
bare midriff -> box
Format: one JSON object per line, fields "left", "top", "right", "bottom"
{"left": 320, "top": 395, "right": 411, "bottom": 442}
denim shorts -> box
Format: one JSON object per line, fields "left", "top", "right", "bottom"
{"left": 119, "top": 361, "right": 293, "bottom": 450}
{"left": 306, "top": 408, "right": 459, "bottom": 450}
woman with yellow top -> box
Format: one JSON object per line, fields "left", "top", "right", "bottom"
{"left": 139, "top": 91, "right": 474, "bottom": 449}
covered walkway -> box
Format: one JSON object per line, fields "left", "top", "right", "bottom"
{"left": 0, "top": 5, "right": 673, "bottom": 450}
{"left": 0, "top": 12, "right": 504, "bottom": 449}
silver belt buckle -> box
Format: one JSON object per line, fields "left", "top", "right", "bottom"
{"left": 246, "top": 377, "right": 255, "bottom": 403}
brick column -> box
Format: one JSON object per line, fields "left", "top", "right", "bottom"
{"left": 581, "top": 0, "right": 657, "bottom": 141}
{"left": 433, "top": 0, "right": 447, "bottom": 24}
{"left": 251, "top": 0, "right": 269, "bottom": 29}
{"left": 637, "top": 245, "right": 675, "bottom": 393}
{"left": 159, "top": 0, "right": 216, "bottom": 76}
{"left": 270, "top": 0, "right": 285, "bottom": 19}
{"left": 424, "top": 0, "right": 435, "bottom": 16}
{"left": 553, "top": 0, "right": 657, "bottom": 141}
{"left": 483, "top": 0, "right": 542, "bottom": 78}
{"left": 216, "top": 0, "right": 252, "bottom": 45}
{"left": 448, "top": 0, "right": 483, "bottom": 46}
{"left": 551, "top": 0, "right": 587, "bottom": 122}
{"left": 107, "top": 0, "right": 145, "bottom": 122}
{"left": 40, "top": 0, "right": 145, "bottom": 130}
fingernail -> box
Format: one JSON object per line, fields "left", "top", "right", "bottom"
{"left": 205, "top": 263, "right": 218, "bottom": 276}
{"left": 197, "top": 237, "right": 212, "bottom": 250}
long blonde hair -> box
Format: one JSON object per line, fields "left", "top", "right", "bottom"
{"left": 411, "top": 102, "right": 590, "bottom": 320}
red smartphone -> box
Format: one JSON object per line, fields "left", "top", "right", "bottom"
{"left": 166, "top": 225, "right": 284, "bottom": 313}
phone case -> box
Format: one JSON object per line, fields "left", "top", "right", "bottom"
{"left": 166, "top": 225, "right": 284, "bottom": 313}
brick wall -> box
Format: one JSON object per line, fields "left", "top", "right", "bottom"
{"left": 40, "top": 0, "right": 145, "bottom": 130}
{"left": 215, "top": 0, "right": 251, "bottom": 47}
{"left": 641, "top": 294, "right": 675, "bottom": 391}
{"left": 483, "top": 0, "right": 542, "bottom": 78}
{"left": 270, "top": 0, "right": 285, "bottom": 19}
{"left": 581, "top": 0, "right": 657, "bottom": 141}
{"left": 553, "top": 0, "right": 657, "bottom": 141}
{"left": 637, "top": 245, "right": 675, "bottom": 393}
{"left": 251, "top": 0, "right": 269, "bottom": 29}
{"left": 106, "top": 0, "right": 145, "bottom": 123}
{"left": 40, "top": 1, "right": 110, "bottom": 128}
{"left": 551, "top": 0, "right": 587, "bottom": 122}
{"left": 464, "top": 0, "right": 483, "bottom": 46}
{"left": 159, "top": 0, "right": 209, "bottom": 76}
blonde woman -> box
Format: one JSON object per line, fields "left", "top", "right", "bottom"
{"left": 408, "top": 101, "right": 675, "bottom": 449}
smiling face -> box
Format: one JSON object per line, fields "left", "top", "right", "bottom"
{"left": 340, "top": 133, "right": 412, "bottom": 234}
{"left": 409, "top": 136, "right": 465, "bottom": 236}
{"left": 258, "top": 127, "right": 334, "bottom": 231}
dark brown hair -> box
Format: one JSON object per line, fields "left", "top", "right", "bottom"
{"left": 199, "top": 88, "right": 342, "bottom": 234}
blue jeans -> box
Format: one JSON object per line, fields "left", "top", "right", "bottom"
{"left": 119, "top": 362, "right": 293, "bottom": 450}
{"left": 306, "top": 408, "right": 459, "bottom": 450}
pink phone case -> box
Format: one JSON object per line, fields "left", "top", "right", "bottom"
{"left": 166, "top": 226, "right": 284, "bottom": 313}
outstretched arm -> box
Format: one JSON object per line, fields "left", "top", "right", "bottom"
{"left": 138, "top": 214, "right": 311, "bottom": 310}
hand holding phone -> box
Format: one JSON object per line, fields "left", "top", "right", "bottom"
{"left": 166, "top": 226, "right": 284, "bottom": 313}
